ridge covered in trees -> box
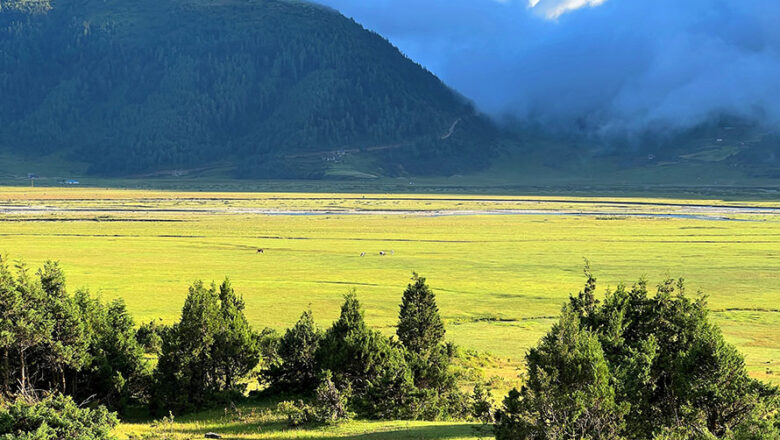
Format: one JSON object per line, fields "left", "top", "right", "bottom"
{"left": 0, "top": 0, "right": 498, "bottom": 178}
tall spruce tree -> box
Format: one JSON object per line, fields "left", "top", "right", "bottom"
{"left": 395, "top": 273, "right": 457, "bottom": 401}
{"left": 213, "top": 279, "right": 260, "bottom": 391}
{"left": 397, "top": 273, "right": 445, "bottom": 356}
{"left": 37, "top": 261, "right": 88, "bottom": 393}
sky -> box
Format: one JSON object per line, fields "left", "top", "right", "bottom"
{"left": 316, "top": 0, "right": 780, "bottom": 135}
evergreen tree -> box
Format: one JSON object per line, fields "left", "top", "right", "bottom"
{"left": 0, "top": 255, "right": 19, "bottom": 394}
{"left": 9, "top": 262, "right": 51, "bottom": 392}
{"left": 213, "top": 279, "right": 260, "bottom": 391}
{"left": 153, "top": 280, "right": 260, "bottom": 413}
{"left": 494, "top": 271, "right": 780, "bottom": 440}
{"left": 154, "top": 281, "right": 221, "bottom": 412}
{"left": 85, "top": 299, "right": 147, "bottom": 409}
{"left": 397, "top": 273, "right": 445, "bottom": 357}
{"left": 37, "top": 261, "right": 88, "bottom": 394}
{"left": 496, "top": 308, "right": 628, "bottom": 440}
{"left": 396, "top": 273, "right": 461, "bottom": 416}
{"left": 318, "top": 291, "right": 414, "bottom": 418}
{"left": 264, "top": 309, "right": 322, "bottom": 392}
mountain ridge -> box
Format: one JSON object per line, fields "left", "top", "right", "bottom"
{"left": 0, "top": 0, "right": 499, "bottom": 178}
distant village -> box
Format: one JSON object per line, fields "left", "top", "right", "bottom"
{"left": 26, "top": 173, "right": 80, "bottom": 185}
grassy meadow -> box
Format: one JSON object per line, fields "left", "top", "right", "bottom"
{"left": 1, "top": 187, "right": 779, "bottom": 438}
{"left": 116, "top": 403, "right": 489, "bottom": 440}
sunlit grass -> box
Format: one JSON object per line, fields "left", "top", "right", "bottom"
{"left": 1, "top": 188, "right": 777, "bottom": 387}
{"left": 116, "top": 401, "right": 488, "bottom": 440}
{"left": 3, "top": 187, "right": 778, "bottom": 438}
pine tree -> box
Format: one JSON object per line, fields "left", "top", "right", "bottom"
{"left": 318, "top": 291, "right": 414, "bottom": 418}
{"left": 397, "top": 273, "right": 445, "bottom": 357}
{"left": 153, "top": 280, "right": 261, "bottom": 413}
{"left": 213, "top": 278, "right": 260, "bottom": 390}
{"left": 265, "top": 309, "right": 322, "bottom": 392}
{"left": 37, "top": 261, "right": 88, "bottom": 393}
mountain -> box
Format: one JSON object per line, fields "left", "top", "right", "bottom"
{"left": 0, "top": 0, "right": 499, "bottom": 179}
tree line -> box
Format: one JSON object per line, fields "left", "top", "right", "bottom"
{"left": 0, "top": 256, "right": 778, "bottom": 439}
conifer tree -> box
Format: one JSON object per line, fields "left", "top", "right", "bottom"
{"left": 494, "top": 270, "right": 780, "bottom": 440}
{"left": 397, "top": 273, "right": 445, "bottom": 357}
{"left": 37, "top": 261, "right": 88, "bottom": 393}
{"left": 153, "top": 280, "right": 260, "bottom": 413}
{"left": 396, "top": 273, "right": 456, "bottom": 397}
{"left": 213, "top": 279, "right": 260, "bottom": 390}
{"left": 318, "top": 291, "right": 414, "bottom": 418}
{"left": 265, "top": 309, "right": 322, "bottom": 392}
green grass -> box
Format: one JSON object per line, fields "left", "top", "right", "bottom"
{"left": 1, "top": 187, "right": 779, "bottom": 438}
{"left": 117, "top": 401, "right": 489, "bottom": 440}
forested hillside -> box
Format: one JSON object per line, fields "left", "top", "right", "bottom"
{"left": 0, "top": 0, "right": 498, "bottom": 178}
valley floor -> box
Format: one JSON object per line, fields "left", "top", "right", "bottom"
{"left": 0, "top": 187, "right": 778, "bottom": 438}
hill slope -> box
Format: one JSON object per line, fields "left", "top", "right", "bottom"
{"left": 0, "top": 0, "right": 498, "bottom": 178}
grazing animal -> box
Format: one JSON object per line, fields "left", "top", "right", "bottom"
{"left": 379, "top": 251, "right": 386, "bottom": 256}
{"left": 257, "top": 248, "right": 264, "bottom": 253}
{"left": 360, "top": 252, "right": 366, "bottom": 257}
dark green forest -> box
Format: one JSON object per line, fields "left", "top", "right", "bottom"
{"left": 0, "top": 0, "right": 498, "bottom": 178}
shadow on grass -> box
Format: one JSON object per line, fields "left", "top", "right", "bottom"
{"left": 120, "top": 398, "right": 490, "bottom": 439}
{"left": 172, "top": 422, "right": 488, "bottom": 440}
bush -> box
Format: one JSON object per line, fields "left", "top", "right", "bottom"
{"left": 312, "top": 371, "right": 353, "bottom": 425}
{"left": 263, "top": 310, "right": 322, "bottom": 393}
{"left": 276, "top": 400, "right": 314, "bottom": 427}
{"left": 0, "top": 394, "right": 118, "bottom": 440}
{"left": 494, "top": 270, "right": 780, "bottom": 440}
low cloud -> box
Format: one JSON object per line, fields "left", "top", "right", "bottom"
{"left": 316, "top": 0, "right": 780, "bottom": 135}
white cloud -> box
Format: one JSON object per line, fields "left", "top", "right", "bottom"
{"left": 529, "top": 0, "right": 608, "bottom": 19}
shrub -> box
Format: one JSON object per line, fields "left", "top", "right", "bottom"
{"left": 0, "top": 394, "right": 118, "bottom": 440}
{"left": 263, "top": 310, "right": 322, "bottom": 393}
{"left": 494, "top": 270, "right": 780, "bottom": 440}
{"left": 312, "top": 371, "right": 353, "bottom": 424}
{"left": 276, "top": 400, "right": 314, "bottom": 427}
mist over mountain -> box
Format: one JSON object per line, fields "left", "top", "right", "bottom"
{"left": 1, "top": 0, "right": 779, "bottom": 183}
{"left": 0, "top": 0, "right": 498, "bottom": 178}
{"left": 319, "top": 0, "right": 780, "bottom": 137}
